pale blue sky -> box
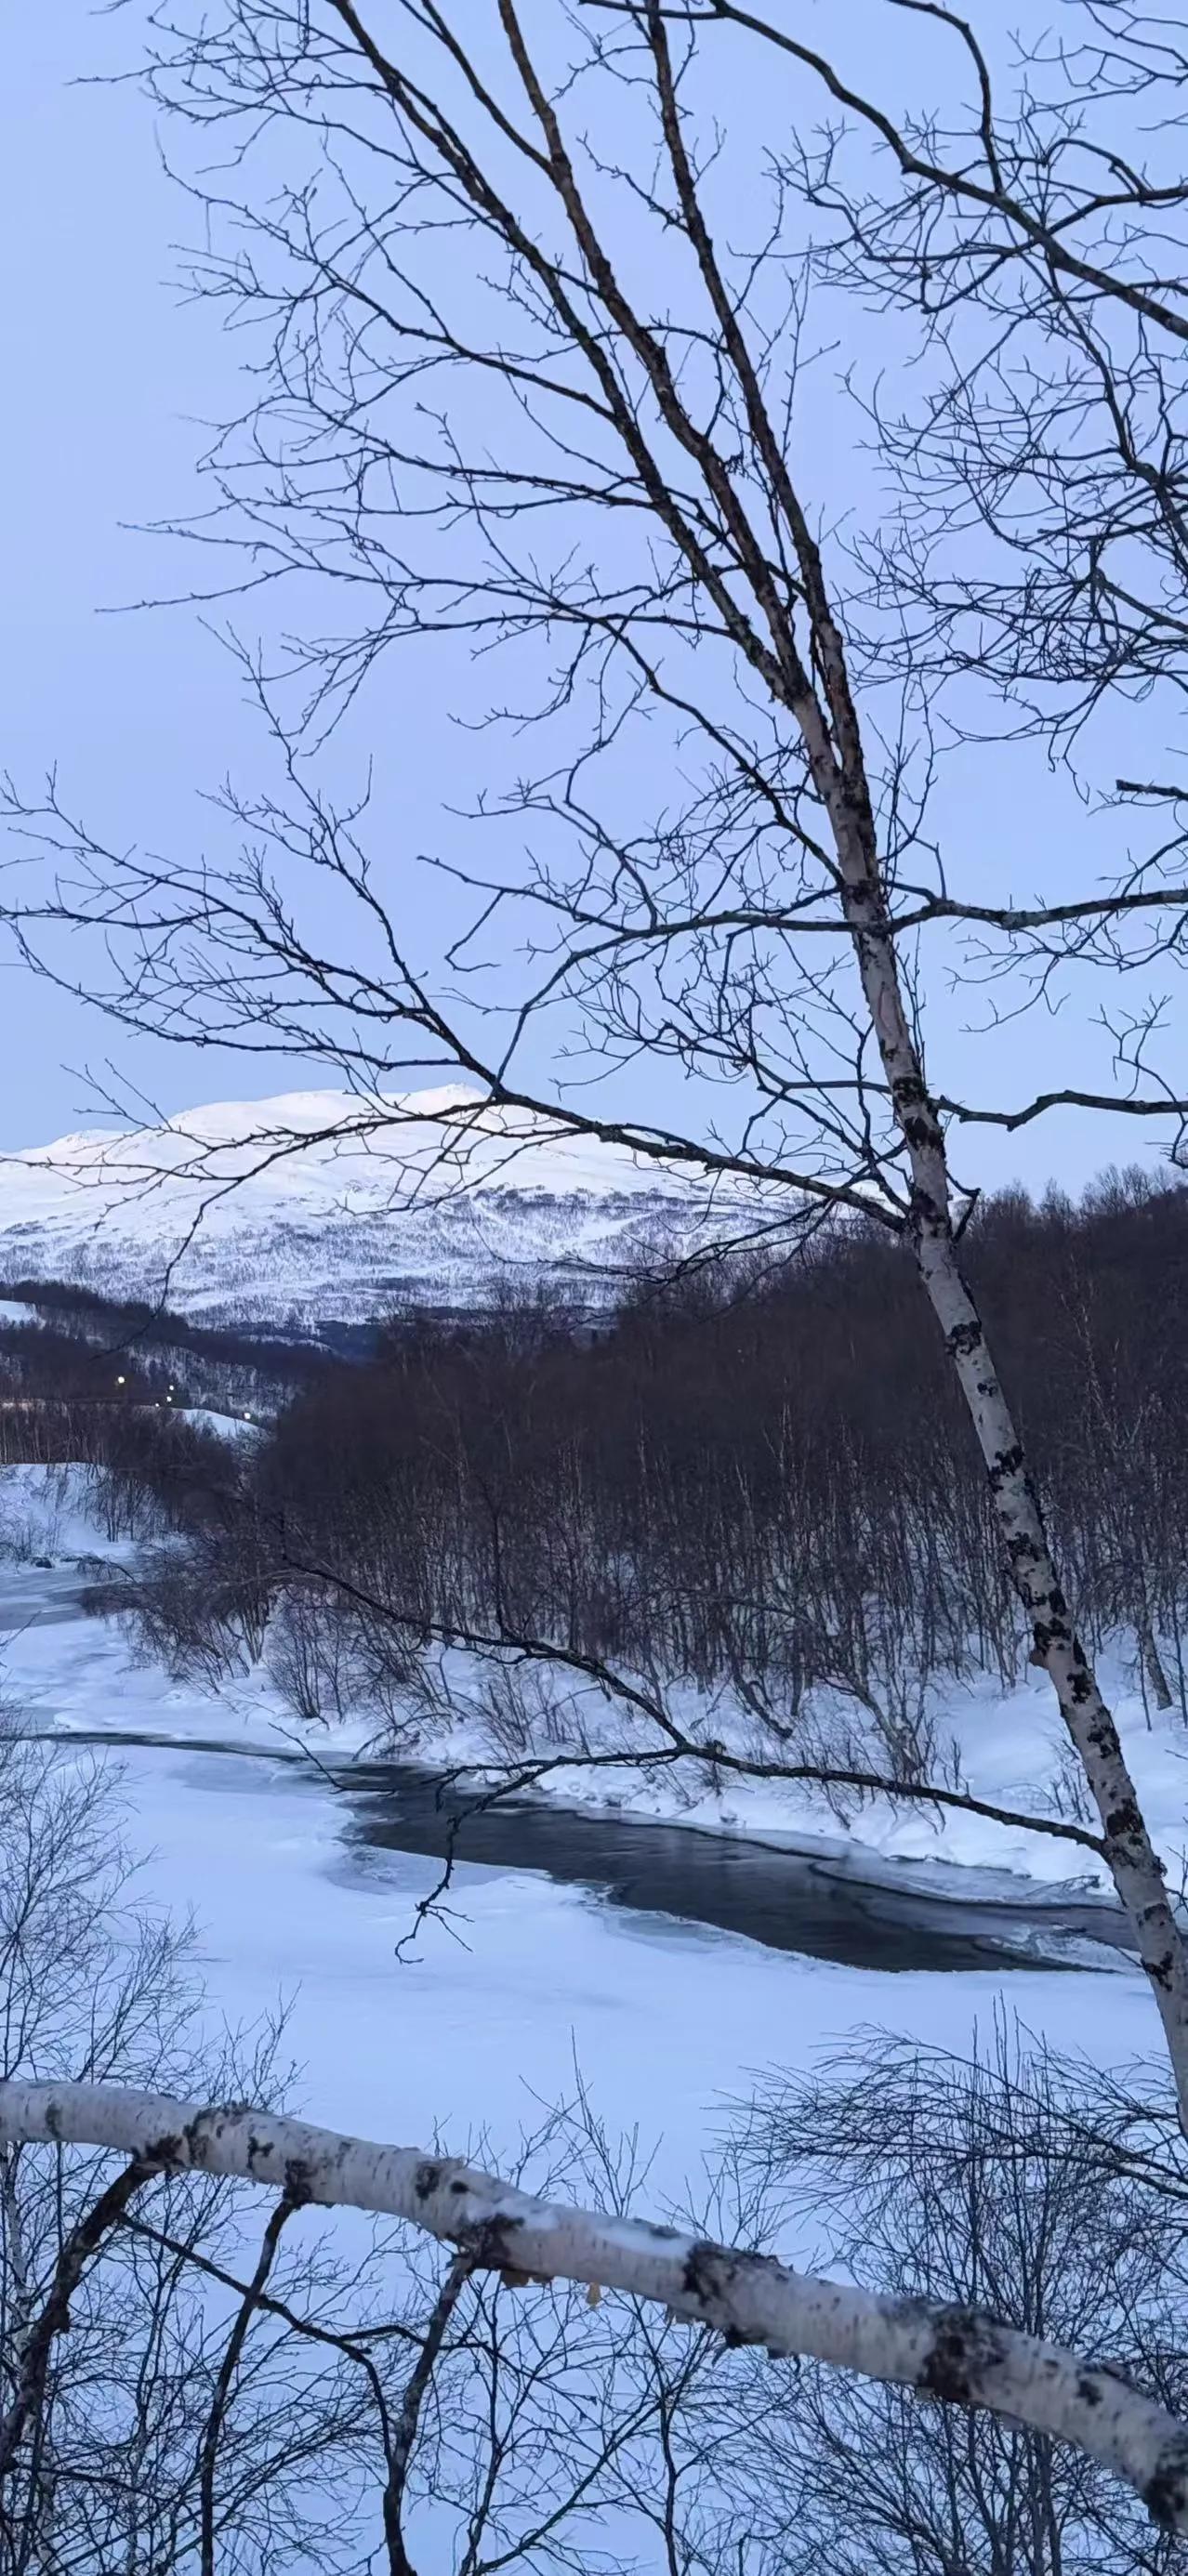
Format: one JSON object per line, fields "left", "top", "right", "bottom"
{"left": 6, "top": 8, "right": 273, "bottom": 1136}
{"left": 5, "top": 4, "right": 1184, "bottom": 1198}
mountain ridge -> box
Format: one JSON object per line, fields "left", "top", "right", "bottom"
{"left": 0, "top": 1085, "right": 770, "bottom": 1332}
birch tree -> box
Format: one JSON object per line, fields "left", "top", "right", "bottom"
{"left": 6, "top": 2074, "right": 1188, "bottom": 2540}
{"left": 6, "top": 0, "right": 1188, "bottom": 2536}
{"left": 8, "top": 0, "right": 1188, "bottom": 2091}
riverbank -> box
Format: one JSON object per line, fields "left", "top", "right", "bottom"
{"left": 102, "top": 1735, "right": 1155, "bottom": 2201}
{"left": 0, "top": 1576, "right": 1137, "bottom": 1976}
{"left": 0, "top": 1464, "right": 1182, "bottom": 1948}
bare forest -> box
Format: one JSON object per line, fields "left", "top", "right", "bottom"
{"left": 7, "top": 0, "right": 1188, "bottom": 2568}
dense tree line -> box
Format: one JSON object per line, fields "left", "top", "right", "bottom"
{"left": 117, "top": 1171, "right": 1188, "bottom": 1771}
{"left": 0, "top": 1280, "right": 322, "bottom": 1423}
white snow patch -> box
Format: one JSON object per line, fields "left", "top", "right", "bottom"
{"left": 0, "top": 1084, "right": 771, "bottom": 1326}
{"left": 0, "top": 1462, "right": 137, "bottom": 1568}
{"left": 177, "top": 1406, "right": 265, "bottom": 1441}
{"left": 112, "top": 1738, "right": 1151, "bottom": 2176}
{"left": 4, "top": 1467, "right": 1184, "bottom": 1915}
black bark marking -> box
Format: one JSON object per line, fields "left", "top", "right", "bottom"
{"left": 988, "top": 1445, "right": 1026, "bottom": 1490}
{"left": 891, "top": 1073, "right": 928, "bottom": 1108}
{"left": 244, "top": 2129, "right": 285, "bottom": 2177}
{"left": 1143, "top": 2441, "right": 1188, "bottom": 2530}
{"left": 679, "top": 2241, "right": 784, "bottom": 2344}
{"left": 460, "top": 2213, "right": 526, "bottom": 2271}
{"left": 185, "top": 2113, "right": 221, "bottom": 2169}
{"left": 283, "top": 2156, "right": 313, "bottom": 2204}
{"left": 946, "top": 1320, "right": 982, "bottom": 1360}
{"left": 915, "top": 2307, "right": 1009, "bottom": 2407}
{"left": 681, "top": 2241, "right": 731, "bottom": 2316}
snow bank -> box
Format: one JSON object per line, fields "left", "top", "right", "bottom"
{"left": 4, "top": 1464, "right": 1184, "bottom": 1910}
{"left": 0, "top": 1462, "right": 137, "bottom": 1567}
{"left": 176, "top": 1406, "right": 265, "bottom": 1442}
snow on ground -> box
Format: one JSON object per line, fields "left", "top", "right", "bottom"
{"left": 0, "top": 1461, "right": 1172, "bottom": 2576}
{"left": 1, "top": 1476, "right": 1177, "bottom": 2575}
{"left": 443, "top": 1653, "right": 1188, "bottom": 1897}
{"left": 263, "top": 1634, "right": 1188, "bottom": 1901}
{"left": 0, "top": 1578, "right": 1115, "bottom": 1905}
{"left": 0, "top": 1518, "right": 1150, "bottom": 2243}
{"left": 0, "top": 1461, "right": 140, "bottom": 1566}
{"left": 0, "top": 1464, "right": 1149, "bottom": 2167}
{"left": 112, "top": 1737, "right": 1153, "bottom": 2188}
{"left": 0, "top": 1466, "right": 1160, "bottom": 2125}
{"left": 0, "top": 1571, "right": 297, "bottom": 1753}
{"left": 176, "top": 1405, "right": 265, "bottom": 1440}
{"left": 28, "top": 1685, "right": 1162, "bottom": 2576}
{"left": 3, "top": 1461, "right": 1186, "bottom": 1919}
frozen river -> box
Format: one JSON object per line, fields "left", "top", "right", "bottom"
{"left": 0, "top": 1536, "right": 1158, "bottom": 2184}
{"left": 103, "top": 1728, "right": 1153, "bottom": 2185}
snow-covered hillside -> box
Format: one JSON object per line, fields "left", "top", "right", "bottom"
{"left": 0, "top": 1086, "right": 767, "bottom": 1332}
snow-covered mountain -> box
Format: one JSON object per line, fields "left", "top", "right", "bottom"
{"left": 0, "top": 1086, "right": 767, "bottom": 1333}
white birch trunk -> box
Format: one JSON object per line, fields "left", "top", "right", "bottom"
{"left": 562, "top": 60, "right": 1188, "bottom": 2130}
{"left": 865, "top": 919, "right": 1188, "bottom": 2113}
{"left": 2, "top": 2078, "right": 1187, "bottom": 2530}
{"left": 780, "top": 648, "right": 1188, "bottom": 2125}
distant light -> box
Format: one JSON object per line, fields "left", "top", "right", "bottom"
{"left": 116, "top": 1375, "right": 125, "bottom": 1387}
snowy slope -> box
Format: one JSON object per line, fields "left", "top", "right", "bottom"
{"left": 0, "top": 1085, "right": 768, "bottom": 1330}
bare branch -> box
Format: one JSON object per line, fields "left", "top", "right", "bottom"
{"left": 4, "top": 2081, "right": 1188, "bottom": 2532}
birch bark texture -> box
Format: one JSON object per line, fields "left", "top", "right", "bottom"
{"left": 3, "top": 2079, "right": 1188, "bottom": 2533}
{"left": 797, "top": 688, "right": 1188, "bottom": 2114}
{"left": 625, "top": 0, "right": 1188, "bottom": 2113}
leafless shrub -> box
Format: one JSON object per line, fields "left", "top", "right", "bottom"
{"left": 0, "top": 1717, "right": 382, "bottom": 2572}
{"left": 735, "top": 2020, "right": 1188, "bottom": 2576}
